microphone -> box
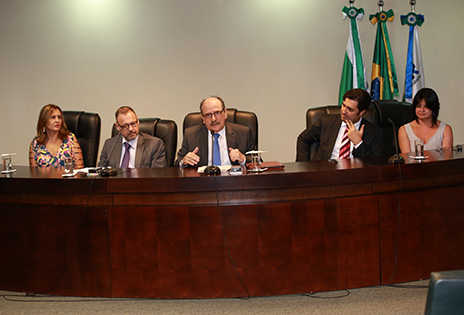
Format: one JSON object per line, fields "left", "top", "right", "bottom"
{"left": 387, "top": 118, "right": 405, "bottom": 165}
{"left": 100, "top": 131, "right": 120, "bottom": 176}
{"left": 204, "top": 130, "right": 221, "bottom": 175}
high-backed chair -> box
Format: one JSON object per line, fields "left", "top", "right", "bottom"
{"left": 371, "top": 100, "right": 414, "bottom": 157}
{"left": 425, "top": 270, "right": 464, "bottom": 315}
{"left": 182, "top": 108, "right": 258, "bottom": 147}
{"left": 302, "top": 104, "right": 379, "bottom": 160}
{"left": 63, "top": 111, "right": 101, "bottom": 167}
{"left": 111, "top": 118, "right": 177, "bottom": 167}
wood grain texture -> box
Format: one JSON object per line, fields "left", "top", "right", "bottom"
{"left": 379, "top": 185, "right": 464, "bottom": 284}
{"left": 0, "top": 205, "right": 111, "bottom": 296}
{"left": 1, "top": 152, "right": 464, "bottom": 298}
{"left": 107, "top": 197, "right": 379, "bottom": 298}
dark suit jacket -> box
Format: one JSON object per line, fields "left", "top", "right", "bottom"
{"left": 175, "top": 122, "right": 256, "bottom": 167}
{"left": 98, "top": 132, "right": 166, "bottom": 168}
{"left": 296, "top": 115, "right": 382, "bottom": 161}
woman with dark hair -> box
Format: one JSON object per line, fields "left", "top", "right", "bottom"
{"left": 398, "top": 88, "right": 453, "bottom": 154}
{"left": 29, "top": 104, "right": 84, "bottom": 168}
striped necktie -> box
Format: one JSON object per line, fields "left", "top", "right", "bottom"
{"left": 338, "top": 127, "right": 350, "bottom": 159}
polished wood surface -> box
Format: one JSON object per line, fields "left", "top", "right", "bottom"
{"left": 377, "top": 150, "right": 464, "bottom": 285}
{"left": 1, "top": 151, "right": 464, "bottom": 298}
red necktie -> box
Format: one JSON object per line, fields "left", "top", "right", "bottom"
{"left": 339, "top": 127, "right": 350, "bottom": 159}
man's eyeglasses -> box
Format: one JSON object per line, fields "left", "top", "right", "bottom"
{"left": 117, "top": 121, "right": 138, "bottom": 130}
{"left": 202, "top": 109, "right": 225, "bottom": 119}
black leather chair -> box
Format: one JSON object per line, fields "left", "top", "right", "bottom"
{"left": 302, "top": 104, "right": 379, "bottom": 160}
{"left": 425, "top": 270, "right": 464, "bottom": 315}
{"left": 111, "top": 118, "right": 178, "bottom": 167}
{"left": 182, "top": 108, "right": 258, "bottom": 147}
{"left": 63, "top": 111, "right": 101, "bottom": 167}
{"left": 371, "top": 100, "right": 414, "bottom": 157}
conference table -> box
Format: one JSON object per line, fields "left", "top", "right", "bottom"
{"left": 1, "top": 150, "right": 464, "bottom": 298}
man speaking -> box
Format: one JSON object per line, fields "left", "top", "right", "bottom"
{"left": 176, "top": 96, "right": 256, "bottom": 167}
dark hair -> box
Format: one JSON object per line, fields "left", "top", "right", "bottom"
{"left": 412, "top": 88, "right": 440, "bottom": 126}
{"left": 35, "top": 104, "right": 70, "bottom": 145}
{"left": 343, "top": 88, "right": 371, "bottom": 112}
{"left": 199, "top": 96, "right": 226, "bottom": 113}
{"left": 115, "top": 106, "right": 137, "bottom": 121}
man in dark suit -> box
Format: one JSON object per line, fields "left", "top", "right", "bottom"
{"left": 176, "top": 96, "right": 256, "bottom": 167}
{"left": 98, "top": 106, "right": 166, "bottom": 168}
{"left": 296, "top": 88, "right": 382, "bottom": 161}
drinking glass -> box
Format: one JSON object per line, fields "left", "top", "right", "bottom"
{"left": 414, "top": 140, "right": 424, "bottom": 157}
{"left": 64, "top": 156, "right": 74, "bottom": 176}
{"left": 2, "top": 155, "right": 11, "bottom": 172}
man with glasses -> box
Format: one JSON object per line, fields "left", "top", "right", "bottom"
{"left": 98, "top": 106, "right": 166, "bottom": 168}
{"left": 176, "top": 96, "right": 256, "bottom": 167}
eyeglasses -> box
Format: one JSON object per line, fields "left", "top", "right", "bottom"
{"left": 202, "top": 109, "right": 224, "bottom": 119}
{"left": 117, "top": 121, "right": 138, "bottom": 130}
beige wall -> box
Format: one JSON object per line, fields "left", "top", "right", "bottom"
{"left": 1, "top": 0, "right": 463, "bottom": 165}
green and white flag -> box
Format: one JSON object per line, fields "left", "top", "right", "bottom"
{"left": 339, "top": 6, "right": 368, "bottom": 105}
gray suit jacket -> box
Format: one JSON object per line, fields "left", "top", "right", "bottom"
{"left": 175, "top": 122, "right": 256, "bottom": 167}
{"left": 98, "top": 132, "right": 166, "bottom": 168}
{"left": 296, "top": 115, "right": 382, "bottom": 161}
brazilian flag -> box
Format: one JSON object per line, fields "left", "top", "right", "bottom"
{"left": 370, "top": 10, "right": 398, "bottom": 100}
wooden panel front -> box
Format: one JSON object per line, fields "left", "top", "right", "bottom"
{"left": 108, "top": 195, "right": 380, "bottom": 298}
{"left": 0, "top": 204, "right": 112, "bottom": 297}
{"left": 379, "top": 184, "right": 464, "bottom": 284}
{"left": 2, "top": 154, "right": 464, "bottom": 298}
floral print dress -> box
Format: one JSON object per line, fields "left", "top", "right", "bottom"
{"left": 30, "top": 133, "right": 82, "bottom": 167}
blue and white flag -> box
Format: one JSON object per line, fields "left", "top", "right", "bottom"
{"left": 401, "top": 12, "right": 425, "bottom": 103}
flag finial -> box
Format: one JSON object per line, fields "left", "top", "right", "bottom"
{"left": 349, "top": 0, "right": 355, "bottom": 8}
{"left": 410, "top": 0, "right": 416, "bottom": 13}
{"left": 378, "top": 1, "right": 384, "bottom": 12}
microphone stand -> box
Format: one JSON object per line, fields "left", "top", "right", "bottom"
{"left": 100, "top": 131, "right": 120, "bottom": 176}
{"left": 388, "top": 118, "right": 405, "bottom": 165}
{"left": 204, "top": 130, "right": 221, "bottom": 175}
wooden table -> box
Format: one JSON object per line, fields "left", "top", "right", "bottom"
{"left": 1, "top": 150, "right": 464, "bottom": 298}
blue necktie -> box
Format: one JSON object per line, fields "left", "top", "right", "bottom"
{"left": 213, "top": 133, "right": 221, "bottom": 165}
{"left": 121, "top": 142, "right": 131, "bottom": 168}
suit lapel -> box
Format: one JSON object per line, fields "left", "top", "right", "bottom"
{"left": 327, "top": 116, "right": 342, "bottom": 148}
{"left": 225, "top": 122, "right": 235, "bottom": 149}
{"left": 111, "top": 138, "right": 123, "bottom": 168}
{"left": 199, "top": 126, "right": 209, "bottom": 163}
{"left": 360, "top": 117, "right": 366, "bottom": 128}
{"left": 135, "top": 133, "right": 144, "bottom": 168}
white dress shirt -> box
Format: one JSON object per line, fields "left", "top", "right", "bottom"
{"left": 330, "top": 119, "right": 363, "bottom": 159}
{"left": 119, "top": 136, "right": 139, "bottom": 168}
{"left": 207, "top": 127, "right": 231, "bottom": 166}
